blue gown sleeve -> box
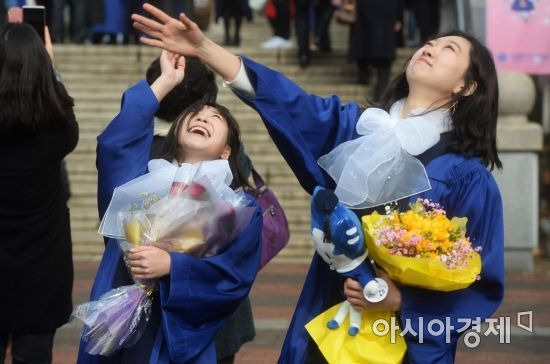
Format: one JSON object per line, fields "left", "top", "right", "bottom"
{"left": 158, "top": 206, "right": 263, "bottom": 363}
{"left": 234, "top": 57, "right": 362, "bottom": 194}
{"left": 400, "top": 163, "right": 505, "bottom": 363}
{"left": 96, "top": 80, "right": 159, "bottom": 219}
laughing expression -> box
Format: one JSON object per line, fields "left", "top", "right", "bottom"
{"left": 178, "top": 105, "right": 230, "bottom": 162}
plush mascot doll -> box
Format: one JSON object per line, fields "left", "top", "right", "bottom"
{"left": 310, "top": 186, "right": 389, "bottom": 335}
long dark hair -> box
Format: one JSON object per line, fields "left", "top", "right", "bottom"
{"left": 0, "top": 23, "right": 74, "bottom": 132}
{"left": 378, "top": 30, "right": 502, "bottom": 170}
{"left": 160, "top": 96, "right": 250, "bottom": 189}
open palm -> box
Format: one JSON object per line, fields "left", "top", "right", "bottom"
{"left": 132, "top": 3, "right": 205, "bottom": 57}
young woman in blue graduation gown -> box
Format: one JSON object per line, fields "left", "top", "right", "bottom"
{"left": 132, "top": 5, "right": 504, "bottom": 362}
{"left": 76, "top": 51, "right": 263, "bottom": 364}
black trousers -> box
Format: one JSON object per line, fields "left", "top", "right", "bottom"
{"left": 0, "top": 331, "right": 55, "bottom": 364}
{"left": 358, "top": 58, "right": 392, "bottom": 101}
{"left": 295, "top": 0, "right": 334, "bottom": 56}
{"left": 269, "top": 0, "right": 291, "bottom": 39}
{"left": 49, "top": 0, "right": 88, "bottom": 43}
{"left": 409, "top": 0, "right": 440, "bottom": 42}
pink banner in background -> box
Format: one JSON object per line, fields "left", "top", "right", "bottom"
{"left": 487, "top": 0, "right": 550, "bottom": 75}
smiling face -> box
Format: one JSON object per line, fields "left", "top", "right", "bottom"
{"left": 406, "top": 36, "right": 473, "bottom": 100}
{"left": 177, "top": 105, "right": 231, "bottom": 163}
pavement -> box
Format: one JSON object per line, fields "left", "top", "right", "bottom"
{"left": 4, "top": 257, "right": 550, "bottom": 364}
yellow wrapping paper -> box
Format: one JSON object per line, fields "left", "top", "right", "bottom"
{"left": 306, "top": 303, "right": 407, "bottom": 364}
{"left": 362, "top": 213, "right": 482, "bottom": 292}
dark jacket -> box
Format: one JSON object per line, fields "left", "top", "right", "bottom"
{"left": 0, "top": 108, "right": 78, "bottom": 332}
{"left": 348, "top": 0, "right": 403, "bottom": 61}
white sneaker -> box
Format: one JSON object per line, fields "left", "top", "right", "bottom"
{"left": 279, "top": 38, "right": 293, "bottom": 49}
{"left": 261, "top": 36, "right": 284, "bottom": 49}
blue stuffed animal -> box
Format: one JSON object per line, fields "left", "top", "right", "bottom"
{"left": 311, "top": 186, "right": 388, "bottom": 336}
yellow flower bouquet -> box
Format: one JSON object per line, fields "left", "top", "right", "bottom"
{"left": 362, "top": 199, "right": 482, "bottom": 291}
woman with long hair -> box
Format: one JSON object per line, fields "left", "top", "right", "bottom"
{"left": 132, "top": 4, "right": 504, "bottom": 362}
{"left": 0, "top": 22, "right": 78, "bottom": 363}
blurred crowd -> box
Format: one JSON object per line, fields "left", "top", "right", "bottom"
{"left": 0, "top": 0, "right": 446, "bottom": 100}
{"left": 0, "top": 0, "right": 196, "bottom": 44}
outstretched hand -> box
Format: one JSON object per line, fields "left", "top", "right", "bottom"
{"left": 132, "top": 3, "right": 205, "bottom": 57}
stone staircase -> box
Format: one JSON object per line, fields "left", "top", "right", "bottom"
{"left": 56, "top": 14, "right": 413, "bottom": 261}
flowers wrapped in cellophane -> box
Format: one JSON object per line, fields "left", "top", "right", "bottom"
{"left": 362, "top": 198, "right": 482, "bottom": 291}
{"left": 71, "top": 160, "right": 255, "bottom": 356}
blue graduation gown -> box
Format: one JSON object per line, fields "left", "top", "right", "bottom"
{"left": 77, "top": 81, "right": 262, "bottom": 364}
{"left": 235, "top": 57, "right": 505, "bottom": 364}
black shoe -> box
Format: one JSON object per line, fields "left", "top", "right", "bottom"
{"left": 232, "top": 35, "right": 241, "bottom": 47}
{"left": 357, "top": 69, "right": 371, "bottom": 85}
{"left": 224, "top": 34, "right": 231, "bottom": 46}
{"left": 299, "top": 54, "right": 310, "bottom": 69}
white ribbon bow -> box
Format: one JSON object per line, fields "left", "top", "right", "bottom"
{"left": 99, "top": 159, "right": 234, "bottom": 239}
{"left": 318, "top": 100, "right": 452, "bottom": 209}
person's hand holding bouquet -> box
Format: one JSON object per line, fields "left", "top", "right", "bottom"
{"left": 362, "top": 198, "right": 482, "bottom": 291}
{"left": 72, "top": 164, "right": 255, "bottom": 356}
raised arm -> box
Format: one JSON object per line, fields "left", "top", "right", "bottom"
{"left": 132, "top": 3, "right": 241, "bottom": 81}
{"left": 96, "top": 50, "right": 185, "bottom": 219}
{"left": 132, "top": 4, "right": 362, "bottom": 194}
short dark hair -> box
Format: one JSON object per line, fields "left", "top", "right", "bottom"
{"left": 378, "top": 30, "right": 502, "bottom": 170}
{"left": 0, "top": 23, "right": 74, "bottom": 132}
{"left": 146, "top": 57, "right": 218, "bottom": 122}
{"left": 160, "top": 96, "right": 249, "bottom": 189}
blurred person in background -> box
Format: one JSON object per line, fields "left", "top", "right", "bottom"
{"left": 348, "top": 0, "right": 402, "bottom": 101}
{"left": 0, "top": 21, "right": 78, "bottom": 363}
{"left": 215, "top": 0, "right": 252, "bottom": 46}
{"left": 408, "top": 0, "right": 440, "bottom": 43}
{"left": 295, "top": 0, "right": 335, "bottom": 68}
{"left": 90, "top": 0, "right": 137, "bottom": 44}
{"left": 49, "top": 0, "right": 88, "bottom": 43}
{"left": 261, "top": 0, "right": 294, "bottom": 50}
{"left": 148, "top": 0, "right": 195, "bottom": 19}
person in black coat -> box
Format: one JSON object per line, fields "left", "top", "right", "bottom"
{"left": 348, "top": 0, "right": 403, "bottom": 101}
{"left": 0, "top": 23, "right": 78, "bottom": 363}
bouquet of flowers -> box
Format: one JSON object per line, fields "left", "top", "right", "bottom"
{"left": 362, "top": 198, "right": 482, "bottom": 291}
{"left": 71, "top": 161, "right": 255, "bottom": 356}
